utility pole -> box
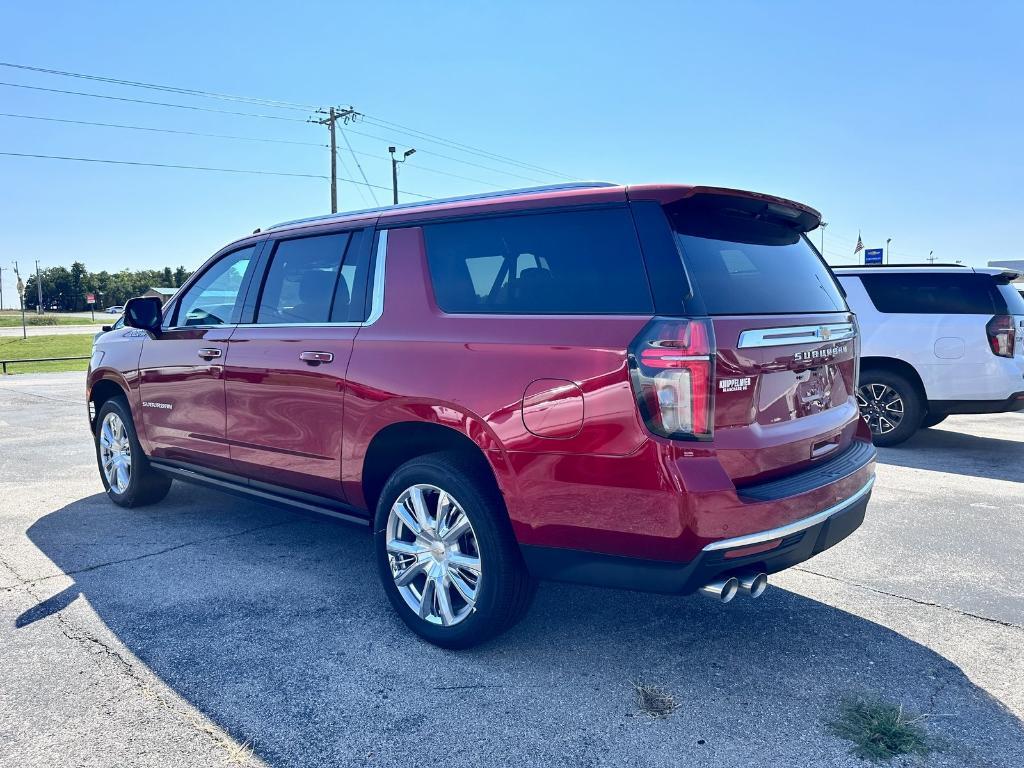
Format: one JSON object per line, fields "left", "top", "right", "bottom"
{"left": 34, "top": 259, "right": 43, "bottom": 314}
{"left": 310, "top": 106, "right": 359, "bottom": 214}
{"left": 12, "top": 261, "right": 26, "bottom": 340}
{"left": 389, "top": 146, "right": 416, "bottom": 205}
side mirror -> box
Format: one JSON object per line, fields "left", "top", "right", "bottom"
{"left": 124, "top": 296, "right": 163, "bottom": 334}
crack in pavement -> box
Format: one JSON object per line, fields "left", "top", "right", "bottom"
{"left": 0, "top": 519, "right": 298, "bottom": 593}
{"left": 793, "top": 566, "right": 1023, "bottom": 631}
{"left": 9, "top": 557, "right": 258, "bottom": 764}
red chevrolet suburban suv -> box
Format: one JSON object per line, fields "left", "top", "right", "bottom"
{"left": 87, "top": 182, "right": 876, "bottom": 648}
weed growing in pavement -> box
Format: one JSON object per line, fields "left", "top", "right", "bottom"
{"left": 829, "top": 695, "right": 931, "bottom": 762}
{"left": 632, "top": 681, "right": 679, "bottom": 718}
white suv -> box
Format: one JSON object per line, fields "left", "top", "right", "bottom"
{"left": 834, "top": 265, "right": 1024, "bottom": 445}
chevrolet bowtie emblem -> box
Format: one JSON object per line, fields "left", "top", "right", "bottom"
{"left": 820, "top": 327, "right": 832, "bottom": 340}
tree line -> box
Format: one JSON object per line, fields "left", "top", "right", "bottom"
{"left": 18, "top": 262, "right": 192, "bottom": 312}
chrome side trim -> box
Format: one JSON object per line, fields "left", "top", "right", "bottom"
{"left": 737, "top": 322, "right": 856, "bottom": 349}
{"left": 701, "top": 475, "right": 875, "bottom": 552}
{"left": 364, "top": 229, "right": 387, "bottom": 326}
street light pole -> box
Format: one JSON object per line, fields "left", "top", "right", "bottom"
{"left": 885, "top": 238, "right": 892, "bottom": 265}
{"left": 389, "top": 146, "right": 416, "bottom": 205}
{"left": 819, "top": 221, "right": 828, "bottom": 258}
{"left": 0, "top": 266, "right": 6, "bottom": 311}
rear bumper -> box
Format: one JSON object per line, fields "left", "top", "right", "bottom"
{"left": 521, "top": 476, "right": 873, "bottom": 594}
{"left": 928, "top": 392, "right": 1024, "bottom": 415}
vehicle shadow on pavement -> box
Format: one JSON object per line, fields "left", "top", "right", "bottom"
{"left": 876, "top": 427, "right": 1024, "bottom": 484}
{"left": 20, "top": 487, "right": 1024, "bottom": 768}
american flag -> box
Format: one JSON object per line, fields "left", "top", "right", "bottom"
{"left": 854, "top": 233, "right": 864, "bottom": 255}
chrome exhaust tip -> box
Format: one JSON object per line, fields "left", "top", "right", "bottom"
{"left": 737, "top": 572, "right": 768, "bottom": 599}
{"left": 698, "top": 576, "right": 739, "bottom": 603}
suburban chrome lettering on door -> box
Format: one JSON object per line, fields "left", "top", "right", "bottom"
{"left": 142, "top": 401, "right": 173, "bottom": 410}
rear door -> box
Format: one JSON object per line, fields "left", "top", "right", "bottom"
{"left": 223, "top": 226, "right": 376, "bottom": 500}
{"left": 632, "top": 194, "right": 858, "bottom": 485}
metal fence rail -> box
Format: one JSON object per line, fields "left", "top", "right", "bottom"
{"left": 0, "top": 356, "right": 90, "bottom": 375}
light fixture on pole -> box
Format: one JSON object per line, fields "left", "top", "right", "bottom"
{"left": 389, "top": 146, "right": 416, "bottom": 205}
{"left": 885, "top": 238, "right": 892, "bottom": 265}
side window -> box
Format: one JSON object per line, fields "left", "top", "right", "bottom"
{"left": 423, "top": 208, "right": 653, "bottom": 315}
{"left": 174, "top": 246, "right": 256, "bottom": 327}
{"left": 255, "top": 230, "right": 371, "bottom": 324}
{"left": 860, "top": 274, "right": 998, "bottom": 314}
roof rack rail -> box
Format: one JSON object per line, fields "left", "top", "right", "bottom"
{"left": 265, "top": 181, "right": 618, "bottom": 232}
{"left": 832, "top": 263, "right": 968, "bottom": 269}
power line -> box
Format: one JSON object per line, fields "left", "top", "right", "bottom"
{"left": 0, "top": 112, "right": 327, "bottom": 146}
{"left": 344, "top": 125, "right": 551, "bottom": 184}
{"left": 0, "top": 61, "right": 317, "bottom": 112}
{"left": 0, "top": 151, "right": 432, "bottom": 197}
{"left": 361, "top": 115, "right": 579, "bottom": 180}
{"left": 0, "top": 111, "right": 502, "bottom": 187}
{"left": 0, "top": 61, "right": 575, "bottom": 182}
{"left": 0, "top": 81, "right": 310, "bottom": 122}
{"left": 339, "top": 127, "right": 379, "bottom": 205}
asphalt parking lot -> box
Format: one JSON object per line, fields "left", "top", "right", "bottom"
{"left": 1, "top": 372, "right": 1022, "bottom": 767}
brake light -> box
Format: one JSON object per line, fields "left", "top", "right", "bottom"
{"left": 986, "top": 315, "right": 1016, "bottom": 358}
{"left": 629, "top": 317, "right": 715, "bottom": 440}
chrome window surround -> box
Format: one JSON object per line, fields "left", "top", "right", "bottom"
{"left": 172, "top": 230, "right": 389, "bottom": 331}
{"left": 702, "top": 475, "right": 875, "bottom": 552}
{"left": 737, "top": 322, "right": 856, "bottom": 349}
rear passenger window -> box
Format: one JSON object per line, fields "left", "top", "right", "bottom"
{"left": 860, "top": 274, "right": 998, "bottom": 314}
{"left": 423, "top": 208, "right": 653, "bottom": 314}
{"left": 256, "top": 231, "right": 370, "bottom": 324}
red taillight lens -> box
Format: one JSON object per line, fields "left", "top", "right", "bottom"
{"left": 629, "top": 317, "right": 715, "bottom": 440}
{"left": 986, "top": 314, "right": 1016, "bottom": 358}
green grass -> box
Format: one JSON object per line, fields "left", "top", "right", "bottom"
{"left": 829, "top": 696, "right": 931, "bottom": 762}
{"left": 0, "top": 313, "right": 107, "bottom": 327}
{"left": 0, "top": 333, "right": 94, "bottom": 374}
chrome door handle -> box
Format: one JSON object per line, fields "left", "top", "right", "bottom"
{"left": 299, "top": 351, "right": 334, "bottom": 365}
{"left": 197, "top": 348, "right": 222, "bottom": 360}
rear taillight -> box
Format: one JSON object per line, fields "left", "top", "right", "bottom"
{"left": 628, "top": 317, "right": 715, "bottom": 440}
{"left": 986, "top": 315, "right": 1016, "bottom": 358}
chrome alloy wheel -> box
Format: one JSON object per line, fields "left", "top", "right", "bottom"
{"left": 99, "top": 412, "right": 132, "bottom": 493}
{"left": 857, "top": 383, "right": 905, "bottom": 436}
{"left": 385, "top": 484, "right": 482, "bottom": 627}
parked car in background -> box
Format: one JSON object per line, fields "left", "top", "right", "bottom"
{"left": 835, "top": 265, "right": 1024, "bottom": 446}
{"left": 87, "top": 182, "right": 876, "bottom": 648}
{"left": 105, "top": 305, "right": 125, "bottom": 314}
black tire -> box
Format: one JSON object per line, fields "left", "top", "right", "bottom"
{"left": 94, "top": 397, "right": 172, "bottom": 508}
{"left": 857, "top": 369, "right": 924, "bottom": 447}
{"left": 373, "top": 452, "right": 536, "bottom": 649}
{"left": 921, "top": 413, "right": 948, "bottom": 429}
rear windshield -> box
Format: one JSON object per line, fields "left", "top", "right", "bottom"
{"left": 667, "top": 224, "right": 843, "bottom": 317}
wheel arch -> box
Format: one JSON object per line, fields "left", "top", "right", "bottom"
{"left": 859, "top": 356, "right": 929, "bottom": 402}
{"left": 359, "top": 420, "right": 513, "bottom": 519}
{"left": 87, "top": 374, "right": 131, "bottom": 428}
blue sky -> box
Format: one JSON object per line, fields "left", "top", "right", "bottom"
{"left": 1, "top": 1, "right": 1021, "bottom": 306}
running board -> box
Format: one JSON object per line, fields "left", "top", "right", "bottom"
{"left": 150, "top": 459, "right": 371, "bottom": 528}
